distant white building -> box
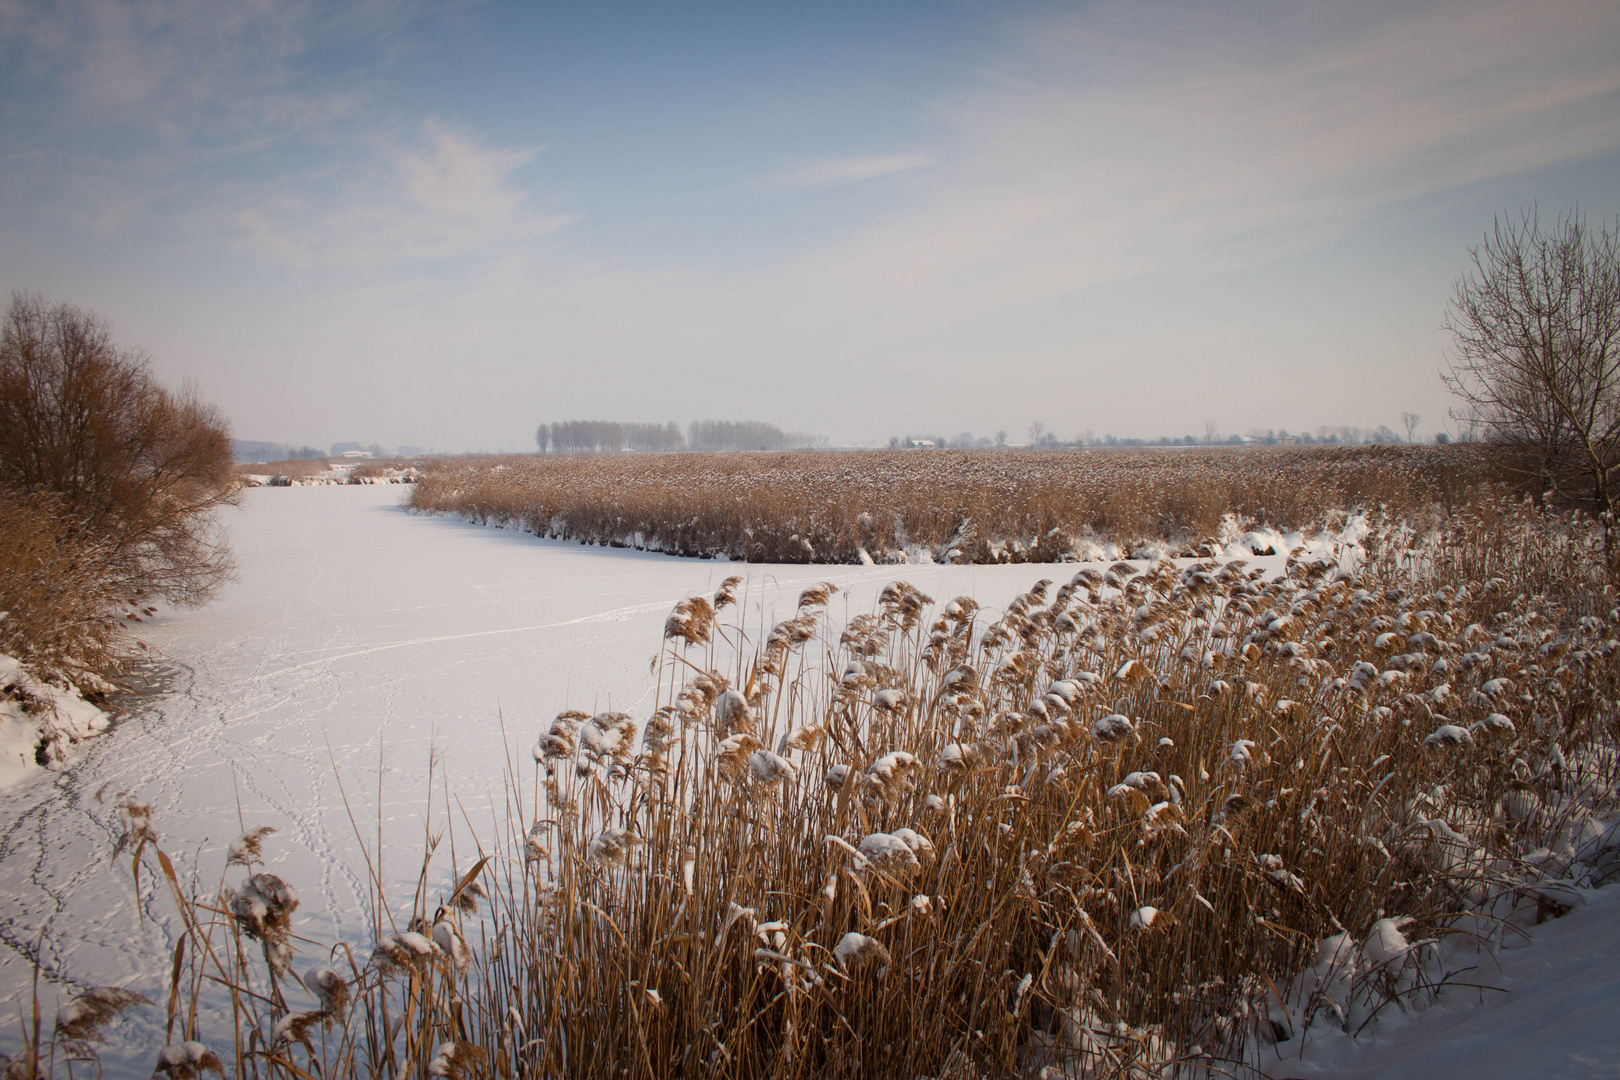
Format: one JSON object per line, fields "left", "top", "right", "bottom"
{"left": 341, "top": 450, "right": 373, "bottom": 458}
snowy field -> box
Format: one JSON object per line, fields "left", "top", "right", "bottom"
{"left": 1, "top": 484, "right": 1615, "bottom": 1078}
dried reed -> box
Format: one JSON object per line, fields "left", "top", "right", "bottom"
{"left": 409, "top": 445, "right": 1495, "bottom": 564}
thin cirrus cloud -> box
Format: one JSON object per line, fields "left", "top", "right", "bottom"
{"left": 1, "top": 0, "right": 427, "bottom": 263}
{"left": 761, "top": 0, "right": 1620, "bottom": 344}
{"left": 220, "top": 121, "right": 576, "bottom": 269}
{"left": 2, "top": 0, "right": 361, "bottom": 123}
{"left": 764, "top": 152, "right": 938, "bottom": 188}
{"left": 199, "top": 0, "right": 1620, "bottom": 444}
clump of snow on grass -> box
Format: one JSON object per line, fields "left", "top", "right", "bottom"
{"left": 1217, "top": 510, "right": 1370, "bottom": 567}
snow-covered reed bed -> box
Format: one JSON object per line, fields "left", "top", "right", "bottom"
{"left": 235, "top": 458, "right": 424, "bottom": 488}
{"left": 408, "top": 445, "right": 1493, "bottom": 564}
{"left": 22, "top": 495, "right": 1620, "bottom": 1080}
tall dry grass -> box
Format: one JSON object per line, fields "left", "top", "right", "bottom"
{"left": 235, "top": 458, "right": 339, "bottom": 479}
{"left": 19, "top": 492, "right": 1620, "bottom": 1080}
{"left": 0, "top": 490, "right": 151, "bottom": 686}
{"left": 409, "top": 446, "right": 1495, "bottom": 564}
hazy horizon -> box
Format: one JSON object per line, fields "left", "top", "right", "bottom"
{"left": 3, "top": 0, "right": 1618, "bottom": 452}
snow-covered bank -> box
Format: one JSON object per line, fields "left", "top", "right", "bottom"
{"left": 0, "top": 653, "right": 110, "bottom": 788}
{"left": 1275, "top": 876, "right": 1620, "bottom": 1079}
{"left": 428, "top": 504, "right": 1364, "bottom": 569}
{"left": 238, "top": 463, "right": 420, "bottom": 487}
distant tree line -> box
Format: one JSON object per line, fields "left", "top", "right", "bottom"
{"left": 536, "top": 420, "right": 824, "bottom": 453}
{"left": 538, "top": 421, "right": 684, "bottom": 452}
{"left": 233, "top": 440, "right": 326, "bottom": 462}
{"left": 687, "top": 420, "right": 823, "bottom": 451}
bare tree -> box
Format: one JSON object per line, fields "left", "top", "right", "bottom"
{"left": 0, "top": 292, "right": 238, "bottom": 607}
{"left": 1400, "top": 411, "right": 1421, "bottom": 442}
{"left": 1027, "top": 420, "right": 1046, "bottom": 447}
{"left": 1442, "top": 211, "right": 1620, "bottom": 526}
{"left": 1204, "top": 419, "right": 1219, "bottom": 446}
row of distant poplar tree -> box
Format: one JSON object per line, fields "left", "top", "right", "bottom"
{"left": 536, "top": 420, "right": 825, "bottom": 453}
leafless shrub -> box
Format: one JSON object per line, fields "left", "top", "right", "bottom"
{"left": 0, "top": 491, "right": 137, "bottom": 684}
{"left": 1443, "top": 210, "right": 1620, "bottom": 534}
{"left": 0, "top": 292, "right": 237, "bottom": 683}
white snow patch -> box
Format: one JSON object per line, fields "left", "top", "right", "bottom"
{"left": 0, "top": 653, "right": 111, "bottom": 789}
{"left": 1277, "top": 880, "right": 1620, "bottom": 1079}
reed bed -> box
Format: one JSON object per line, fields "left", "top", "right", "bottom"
{"left": 16, "top": 494, "right": 1620, "bottom": 1080}
{"left": 408, "top": 446, "right": 1493, "bottom": 564}
{"left": 234, "top": 458, "right": 339, "bottom": 479}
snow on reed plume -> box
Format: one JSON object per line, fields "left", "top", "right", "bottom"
{"left": 27, "top": 493, "right": 1620, "bottom": 1080}
{"left": 409, "top": 445, "right": 1495, "bottom": 565}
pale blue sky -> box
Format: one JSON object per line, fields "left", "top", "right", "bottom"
{"left": 2, "top": 0, "right": 1617, "bottom": 450}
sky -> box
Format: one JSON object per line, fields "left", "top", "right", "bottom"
{"left": 1, "top": 0, "right": 1618, "bottom": 451}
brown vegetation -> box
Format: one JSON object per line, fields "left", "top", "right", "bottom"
{"left": 236, "top": 457, "right": 339, "bottom": 479}
{"left": 0, "top": 292, "right": 237, "bottom": 682}
{"left": 235, "top": 458, "right": 424, "bottom": 487}
{"left": 348, "top": 457, "right": 425, "bottom": 482}
{"left": 411, "top": 445, "right": 1494, "bottom": 564}
{"left": 0, "top": 492, "right": 134, "bottom": 685}
{"left": 32, "top": 493, "right": 1618, "bottom": 1080}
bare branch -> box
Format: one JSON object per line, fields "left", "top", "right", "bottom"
{"left": 1442, "top": 210, "right": 1620, "bottom": 526}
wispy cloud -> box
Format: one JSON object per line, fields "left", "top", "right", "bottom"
{"left": 3, "top": 1, "right": 574, "bottom": 270}
{"left": 767, "top": 0, "right": 1620, "bottom": 338}
{"left": 3, "top": 0, "right": 366, "bottom": 127}
{"left": 556, "top": 0, "right": 1620, "bottom": 438}
{"left": 765, "top": 152, "right": 936, "bottom": 187}
{"left": 4, "top": 0, "right": 1618, "bottom": 448}
{"left": 222, "top": 120, "right": 575, "bottom": 268}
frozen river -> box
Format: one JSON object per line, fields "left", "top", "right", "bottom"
{"left": 0, "top": 484, "right": 1060, "bottom": 1050}
{"left": 5, "top": 485, "right": 1617, "bottom": 1079}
